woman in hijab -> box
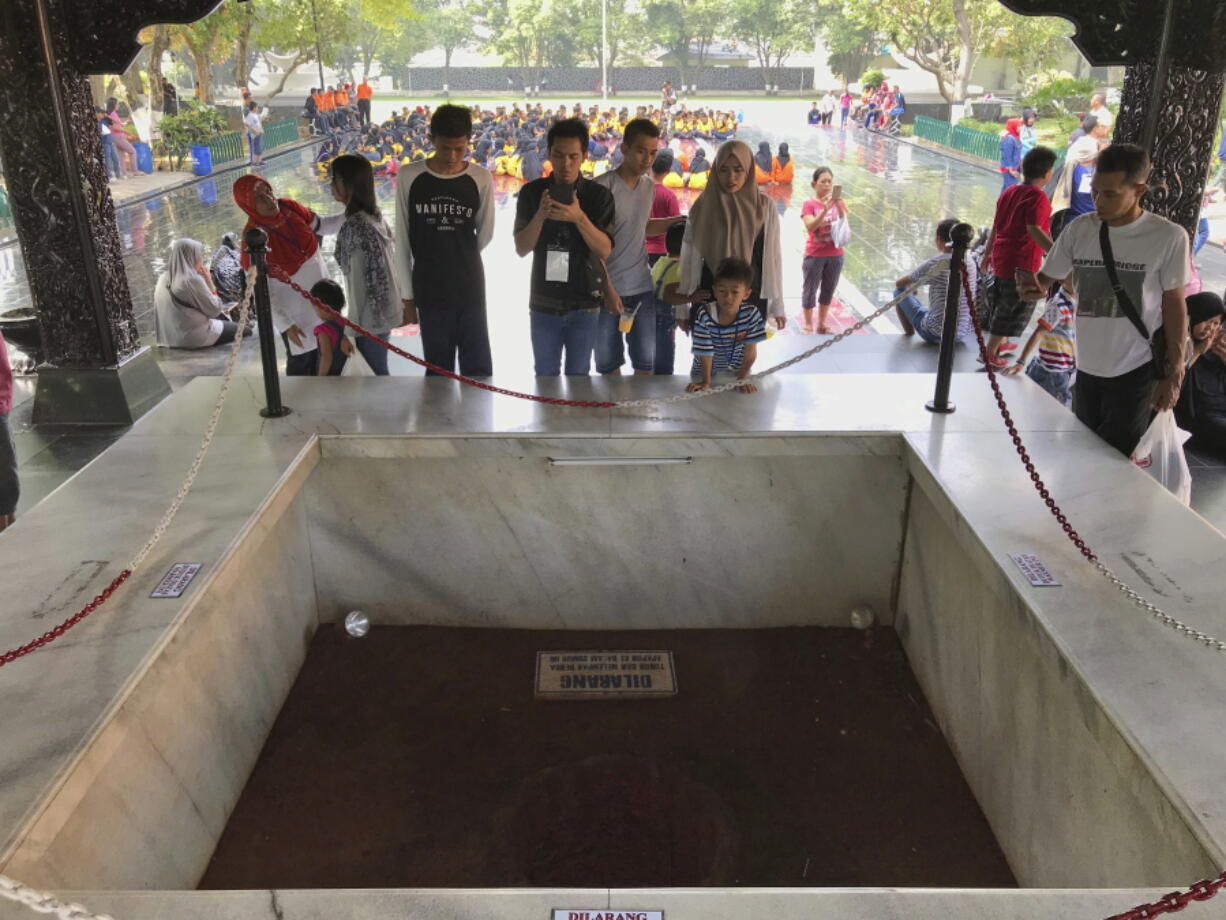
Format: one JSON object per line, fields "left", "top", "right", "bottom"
{"left": 328, "top": 154, "right": 405, "bottom": 375}
{"left": 999, "top": 118, "right": 1023, "bottom": 194}
{"left": 1176, "top": 292, "right": 1226, "bottom": 456}
{"left": 210, "top": 232, "right": 246, "bottom": 308}
{"left": 753, "top": 142, "right": 773, "bottom": 185}
{"left": 233, "top": 174, "right": 341, "bottom": 374}
{"left": 154, "top": 238, "right": 240, "bottom": 349}
{"left": 770, "top": 142, "right": 794, "bottom": 185}
{"left": 679, "top": 140, "right": 786, "bottom": 331}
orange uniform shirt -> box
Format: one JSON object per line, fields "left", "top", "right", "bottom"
{"left": 323, "top": 92, "right": 336, "bottom": 111}
{"left": 336, "top": 90, "right": 349, "bottom": 106}
{"left": 357, "top": 83, "right": 373, "bottom": 100}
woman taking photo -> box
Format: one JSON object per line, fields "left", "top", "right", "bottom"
{"left": 800, "top": 167, "right": 849, "bottom": 334}
{"left": 679, "top": 140, "right": 785, "bottom": 332}
{"left": 154, "top": 238, "right": 243, "bottom": 349}
{"left": 328, "top": 154, "right": 405, "bottom": 375}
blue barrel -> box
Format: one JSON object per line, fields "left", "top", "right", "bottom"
{"left": 190, "top": 144, "right": 212, "bottom": 176}
{"left": 133, "top": 142, "right": 153, "bottom": 174}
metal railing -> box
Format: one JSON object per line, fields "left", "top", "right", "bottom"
{"left": 207, "top": 131, "right": 245, "bottom": 166}
{"left": 263, "top": 119, "right": 301, "bottom": 151}
{"left": 913, "top": 115, "right": 1065, "bottom": 169}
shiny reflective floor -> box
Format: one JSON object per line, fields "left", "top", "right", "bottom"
{"left": 3, "top": 111, "right": 1226, "bottom": 523}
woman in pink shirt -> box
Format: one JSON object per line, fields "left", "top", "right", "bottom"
{"left": 0, "top": 330, "right": 17, "bottom": 532}
{"left": 646, "top": 151, "right": 682, "bottom": 265}
{"left": 800, "top": 166, "right": 849, "bottom": 334}
{"left": 105, "top": 97, "right": 138, "bottom": 178}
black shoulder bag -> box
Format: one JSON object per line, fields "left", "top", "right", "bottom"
{"left": 1099, "top": 220, "right": 1168, "bottom": 379}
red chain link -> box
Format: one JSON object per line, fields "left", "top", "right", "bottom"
{"left": 958, "top": 270, "right": 1226, "bottom": 920}
{"left": 1104, "top": 871, "right": 1226, "bottom": 919}
{"left": 0, "top": 569, "right": 133, "bottom": 668}
{"left": 959, "top": 271, "right": 1097, "bottom": 562}
{"left": 266, "top": 267, "right": 618, "bottom": 409}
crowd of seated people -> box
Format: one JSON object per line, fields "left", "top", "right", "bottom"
{"left": 313, "top": 101, "right": 741, "bottom": 186}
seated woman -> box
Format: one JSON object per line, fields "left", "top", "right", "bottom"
{"left": 210, "top": 232, "right": 246, "bottom": 310}
{"left": 687, "top": 147, "right": 712, "bottom": 189}
{"left": 1176, "top": 292, "right": 1226, "bottom": 457}
{"left": 770, "top": 143, "right": 794, "bottom": 184}
{"left": 754, "top": 142, "right": 774, "bottom": 185}
{"left": 155, "top": 238, "right": 244, "bottom": 349}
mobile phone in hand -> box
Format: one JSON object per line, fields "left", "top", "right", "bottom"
{"left": 551, "top": 182, "right": 575, "bottom": 205}
{"left": 832, "top": 185, "right": 843, "bottom": 200}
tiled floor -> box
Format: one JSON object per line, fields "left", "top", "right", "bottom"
{"left": 4, "top": 114, "right": 1226, "bottom": 532}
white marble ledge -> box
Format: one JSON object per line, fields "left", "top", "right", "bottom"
{"left": 317, "top": 434, "right": 906, "bottom": 460}
{"left": 903, "top": 429, "right": 1226, "bottom": 865}
{"left": 0, "top": 888, "right": 1178, "bottom": 920}
{"left": 134, "top": 372, "right": 1082, "bottom": 440}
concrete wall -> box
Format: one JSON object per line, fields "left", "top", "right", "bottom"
{"left": 0, "top": 457, "right": 320, "bottom": 891}
{"left": 895, "top": 473, "right": 1220, "bottom": 888}
{"left": 304, "top": 436, "right": 910, "bottom": 630}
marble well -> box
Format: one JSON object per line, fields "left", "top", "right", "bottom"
{"left": 1, "top": 375, "right": 1224, "bottom": 919}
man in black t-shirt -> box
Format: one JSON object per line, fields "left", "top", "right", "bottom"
{"left": 514, "top": 118, "right": 615, "bottom": 376}
{"left": 395, "top": 104, "right": 496, "bottom": 377}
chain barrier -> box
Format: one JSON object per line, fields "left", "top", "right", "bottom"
{"left": 953, "top": 271, "right": 1226, "bottom": 920}
{"left": 0, "top": 877, "right": 114, "bottom": 920}
{"left": 268, "top": 260, "right": 950, "bottom": 410}
{"left": 958, "top": 271, "right": 1226, "bottom": 654}
{"left": 0, "top": 275, "right": 256, "bottom": 669}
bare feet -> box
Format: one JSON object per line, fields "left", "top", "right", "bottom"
{"left": 816, "top": 324, "right": 833, "bottom": 334}
{"left": 799, "top": 322, "right": 814, "bottom": 334}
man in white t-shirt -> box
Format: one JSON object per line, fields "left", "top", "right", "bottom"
{"left": 1029, "top": 143, "right": 1188, "bottom": 455}
{"left": 1088, "top": 94, "right": 1114, "bottom": 132}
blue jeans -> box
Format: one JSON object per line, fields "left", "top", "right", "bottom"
{"left": 248, "top": 133, "right": 263, "bottom": 161}
{"left": 1026, "top": 359, "right": 1074, "bottom": 407}
{"left": 595, "top": 291, "right": 656, "bottom": 373}
{"left": 1194, "top": 217, "right": 1210, "bottom": 256}
{"left": 655, "top": 300, "right": 677, "bottom": 375}
{"left": 530, "top": 309, "right": 599, "bottom": 376}
{"left": 895, "top": 291, "right": 943, "bottom": 346}
{"left": 355, "top": 330, "right": 391, "bottom": 375}
{"left": 840, "top": 108, "right": 849, "bottom": 126}
{"left": 101, "top": 135, "right": 121, "bottom": 179}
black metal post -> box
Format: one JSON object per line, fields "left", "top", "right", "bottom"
{"left": 926, "top": 222, "right": 976, "bottom": 415}
{"left": 243, "top": 228, "right": 291, "bottom": 419}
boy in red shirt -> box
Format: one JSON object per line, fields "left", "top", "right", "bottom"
{"left": 981, "top": 146, "right": 1057, "bottom": 367}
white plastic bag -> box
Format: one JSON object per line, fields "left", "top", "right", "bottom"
{"left": 1130, "top": 409, "right": 1192, "bottom": 505}
{"left": 831, "top": 216, "right": 852, "bottom": 248}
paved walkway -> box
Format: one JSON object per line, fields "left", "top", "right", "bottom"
{"left": 3, "top": 115, "right": 1225, "bottom": 528}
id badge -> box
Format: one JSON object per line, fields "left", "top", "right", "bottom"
{"left": 546, "top": 248, "right": 570, "bottom": 283}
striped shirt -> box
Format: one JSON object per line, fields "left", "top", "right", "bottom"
{"left": 690, "top": 303, "right": 766, "bottom": 377}
{"left": 1036, "top": 292, "right": 1077, "bottom": 372}
{"left": 909, "top": 253, "right": 977, "bottom": 342}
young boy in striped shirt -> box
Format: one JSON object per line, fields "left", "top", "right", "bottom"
{"left": 686, "top": 258, "right": 766, "bottom": 394}
{"left": 1003, "top": 285, "right": 1077, "bottom": 406}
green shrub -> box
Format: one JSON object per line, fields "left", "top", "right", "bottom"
{"left": 859, "top": 69, "right": 885, "bottom": 90}
{"left": 1021, "top": 75, "right": 1097, "bottom": 118}
{"left": 957, "top": 116, "right": 1002, "bottom": 135}
{"left": 157, "top": 101, "right": 227, "bottom": 169}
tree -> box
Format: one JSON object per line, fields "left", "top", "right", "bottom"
{"left": 993, "top": 15, "right": 1076, "bottom": 82}
{"left": 816, "top": 0, "right": 879, "bottom": 87}
{"left": 644, "top": 0, "right": 722, "bottom": 92}
{"left": 253, "top": 0, "right": 356, "bottom": 97}
{"left": 565, "top": 0, "right": 648, "bottom": 72}
{"left": 168, "top": 0, "right": 244, "bottom": 103}
{"left": 148, "top": 25, "right": 171, "bottom": 111}
{"left": 419, "top": 0, "right": 477, "bottom": 90}
{"left": 477, "top": 0, "right": 573, "bottom": 89}
{"left": 233, "top": 1, "right": 258, "bottom": 90}
{"left": 845, "top": 0, "right": 1005, "bottom": 104}
{"left": 732, "top": 0, "right": 810, "bottom": 91}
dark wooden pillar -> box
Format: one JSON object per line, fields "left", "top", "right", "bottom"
{"left": 0, "top": 0, "right": 221, "bottom": 424}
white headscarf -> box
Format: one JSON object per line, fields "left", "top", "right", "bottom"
{"left": 167, "top": 238, "right": 213, "bottom": 306}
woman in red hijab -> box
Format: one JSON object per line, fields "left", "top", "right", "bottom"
{"left": 233, "top": 175, "right": 344, "bottom": 374}
{"left": 999, "top": 117, "right": 1023, "bottom": 195}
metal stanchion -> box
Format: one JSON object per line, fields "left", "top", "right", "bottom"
{"left": 243, "top": 227, "right": 292, "bottom": 419}
{"left": 926, "top": 222, "right": 976, "bottom": 415}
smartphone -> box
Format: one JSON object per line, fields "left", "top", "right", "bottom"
{"left": 551, "top": 182, "right": 575, "bottom": 205}
{"left": 832, "top": 185, "right": 843, "bottom": 201}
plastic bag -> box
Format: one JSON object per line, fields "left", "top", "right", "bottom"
{"left": 831, "top": 216, "right": 852, "bottom": 248}
{"left": 1130, "top": 409, "right": 1192, "bottom": 505}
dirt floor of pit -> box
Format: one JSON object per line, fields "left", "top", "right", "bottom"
{"left": 199, "top": 625, "right": 1017, "bottom": 889}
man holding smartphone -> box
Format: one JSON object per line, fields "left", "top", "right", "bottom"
{"left": 514, "top": 118, "right": 616, "bottom": 376}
